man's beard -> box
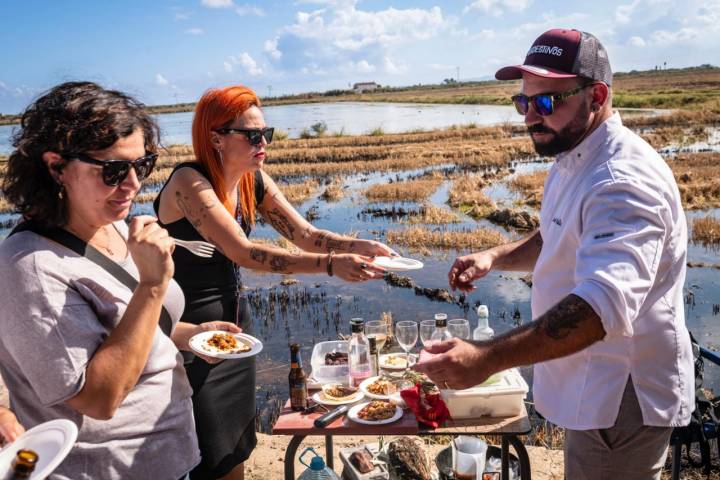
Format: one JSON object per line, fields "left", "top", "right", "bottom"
{"left": 528, "top": 103, "right": 591, "bottom": 157}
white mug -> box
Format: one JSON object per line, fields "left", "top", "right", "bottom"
{"left": 451, "top": 435, "right": 487, "bottom": 480}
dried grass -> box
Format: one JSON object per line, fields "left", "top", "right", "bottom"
{"left": 386, "top": 226, "right": 506, "bottom": 250}
{"left": 670, "top": 152, "right": 720, "bottom": 209}
{"left": 407, "top": 204, "right": 461, "bottom": 224}
{"left": 691, "top": 215, "right": 720, "bottom": 246}
{"left": 364, "top": 177, "right": 444, "bottom": 202}
{"left": 447, "top": 174, "right": 496, "bottom": 218}
{"left": 320, "top": 180, "right": 345, "bottom": 202}
{"left": 508, "top": 171, "right": 548, "bottom": 206}
{"left": 277, "top": 179, "right": 319, "bottom": 205}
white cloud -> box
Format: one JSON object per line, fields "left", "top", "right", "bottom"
{"left": 235, "top": 4, "right": 265, "bottom": 16}
{"left": 463, "top": 0, "right": 532, "bottom": 17}
{"left": 184, "top": 27, "right": 204, "bottom": 35}
{"left": 173, "top": 10, "right": 191, "bottom": 21}
{"left": 615, "top": 1, "right": 639, "bottom": 24}
{"left": 649, "top": 27, "right": 699, "bottom": 45}
{"left": 155, "top": 74, "right": 169, "bottom": 86}
{"left": 428, "top": 63, "right": 455, "bottom": 71}
{"left": 201, "top": 0, "right": 234, "bottom": 8}
{"left": 223, "top": 61, "right": 233, "bottom": 72}
{"left": 264, "top": 38, "right": 282, "bottom": 59}
{"left": 231, "top": 52, "right": 263, "bottom": 76}
{"left": 628, "top": 36, "right": 646, "bottom": 47}
{"left": 383, "top": 56, "right": 406, "bottom": 75}
{"left": 352, "top": 60, "right": 375, "bottom": 73}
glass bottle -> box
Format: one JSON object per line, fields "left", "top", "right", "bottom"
{"left": 289, "top": 343, "right": 308, "bottom": 411}
{"left": 348, "top": 318, "right": 372, "bottom": 387}
{"left": 473, "top": 304, "right": 494, "bottom": 341}
{"left": 430, "top": 313, "right": 452, "bottom": 343}
{"left": 5, "top": 449, "right": 38, "bottom": 479}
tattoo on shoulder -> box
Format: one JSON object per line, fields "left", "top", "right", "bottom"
{"left": 250, "top": 248, "right": 267, "bottom": 265}
{"left": 175, "top": 190, "right": 217, "bottom": 230}
{"left": 266, "top": 208, "right": 295, "bottom": 240}
{"left": 535, "top": 294, "right": 595, "bottom": 340}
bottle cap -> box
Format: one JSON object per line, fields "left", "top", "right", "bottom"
{"left": 310, "top": 455, "right": 326, "bottom": 470}
{"left": 477, "top": 305, "right": 489, "bottom": 317}
{"left": 434, "top": 313, "right": 447, "bottom": 321}
{"left": 350, "top": 318, "right": 364, "bottom": 333}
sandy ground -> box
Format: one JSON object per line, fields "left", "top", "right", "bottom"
{"left": 245, "top": 433, "right": 565, "bottom": 479}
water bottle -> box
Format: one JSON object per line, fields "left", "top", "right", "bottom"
{"left": 473, "top": 305, "right": 494, "bottom": 340}
{"left": 297, "top": 447, "right": 340, "bottom": 480}
{"left": 348, "top": 318, "right": 371, "bottom": 387}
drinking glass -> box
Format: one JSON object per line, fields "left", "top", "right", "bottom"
{"left": 448, "top": 318, "right": 471, "bottom": 340}
{"left": 419, "top": 319, "right": 436, "bottom": 347}
{"left": 395, "top": 321, "right": 418, "bottom": 373}
{"left": 365, "top": 320, "right": 388, "bottom": 352}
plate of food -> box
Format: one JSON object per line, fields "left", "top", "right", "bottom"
{"left": 348, "top": 400, "right": 403, "bottom": 425}
{"left": 0, "top": 419, "right": 78, "bottom": 479}
{"left": 379, "top": 353, "right": 417, "bottom": 370}
{"left": 359, "top": 376, "right": 398, "bottom": 400}
{"left": 312, "top": 384, "right": 364, "bottom": 406}
{"left": 371, "top": 256, "right": 423, "bottom": 271}
{"left": 189, "top": 331, "right": 263, "bottom": 359}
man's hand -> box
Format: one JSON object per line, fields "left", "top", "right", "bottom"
{"left": 0, "top": 407, "right": 24, "bottom": 446}
{"left": 448, "top": 251, "right": 495, "bottom": 292}
{"left": 412, "top": 338, "right": 499, "bottom": 390}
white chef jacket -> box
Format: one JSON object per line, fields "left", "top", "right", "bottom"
{"left": 531, "top": 112, "right": 694, "bottom": 430}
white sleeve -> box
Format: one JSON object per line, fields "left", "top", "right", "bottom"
{"left": 571, "top": 179, "right": 667, "bottom": 338}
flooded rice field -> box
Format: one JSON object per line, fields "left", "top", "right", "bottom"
{"left": 1, "top": 120, "right": 718, "bottom": 434}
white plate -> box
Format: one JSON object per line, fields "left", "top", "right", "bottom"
{"left": 0, "top": 419, "right": 78, "bottom": 480}
{"left": 359, "top": 376, "right": 399, "bottom": 400}
{"left": 379, "top": 353, "right": 417, "bottom": 370}
{"left": 348, "top": 401, "right": 403, "bottom": 425}
{"left": 371, "top": 256, "right": 424, "bottom": 271}
{"left": 312, "top": 390, "right": 364, "bottom": 406}
{"left": 189, "top": 331, "right": 263, "bottom": 359}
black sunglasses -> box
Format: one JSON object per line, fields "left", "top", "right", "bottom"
{"left": 63, "top": 152, "right": 158, "bottom": 186}
{"left": 511, "top": 83, "right": 596, "bottom": 117}
{"left": 214, "top": 127, "right": 274, "bottom": 146}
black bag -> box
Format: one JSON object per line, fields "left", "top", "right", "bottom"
{"left": 670, "top": 332, "right": 720, "bottom": 474}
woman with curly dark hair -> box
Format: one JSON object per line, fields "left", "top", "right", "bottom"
{"left": 0, "top": 81, "right": 231, "bottom": 479}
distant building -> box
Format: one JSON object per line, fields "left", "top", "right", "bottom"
{"left": 353, "top": 82, "right": 379, "bottom": 93}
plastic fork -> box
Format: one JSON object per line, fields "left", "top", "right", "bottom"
{"left": 173, "top": 238, "right": 216, "bottom": 258}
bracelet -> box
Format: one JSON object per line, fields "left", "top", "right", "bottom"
{"left": 326, "top": 251, "right": 335, "bottom": 277}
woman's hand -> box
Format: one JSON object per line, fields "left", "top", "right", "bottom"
{"left": 183, "top": 321, "right": 242, "bottom": 364}
{"left": 332, "top": 253, "right": 386, "bottom": 282}
{"left": 349, "top": 239, "right": 398, "bottom": 258}
{"left": 127, "top": 216, "right": 175, "bottom": 287}
{"left": 0, "top": 407, "right": 24, "bottom": 446}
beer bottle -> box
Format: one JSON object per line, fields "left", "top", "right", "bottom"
{"left": 289, "top": 343, "right": 308, "bottom": 411}
{"left": 5, "top": 449, "right": 38, "bottom": 479}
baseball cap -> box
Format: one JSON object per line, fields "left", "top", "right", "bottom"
{"left": 495, "top": 29, "right": 612, "bottom": 86}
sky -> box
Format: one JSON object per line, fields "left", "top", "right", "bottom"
{"left": 1, "top": 0, "right": 719, "bottom": 113}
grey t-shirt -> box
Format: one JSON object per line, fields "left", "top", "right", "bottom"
{"left": 0, "top": 222, "right": 200, "bottom": 479}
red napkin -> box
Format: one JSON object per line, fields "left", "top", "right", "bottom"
{"left": 400, "top": 382, "right": 452, "bottom": 428}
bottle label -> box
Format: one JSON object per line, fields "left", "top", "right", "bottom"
{"left": 290, "top": 382, "right": 308, "bottom": 408}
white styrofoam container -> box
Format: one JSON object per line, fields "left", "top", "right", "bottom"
{"left": 310, "top": 340, "right": 349, "bottom": 385}
{"left": 440, "top": 368, "right": 529, "bottom": 418}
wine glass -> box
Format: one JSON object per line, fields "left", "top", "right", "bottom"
{"left": 419, "top": 319, "right": 436, "bottom": 347}
{"left": 448, "top": 318, "right": 471, "bottom": 340}
{"left": 395, "top": 321, "right": 418, "bottom": 374}
{"left": 365, "top": 320, "right": 388, "bottom": 352}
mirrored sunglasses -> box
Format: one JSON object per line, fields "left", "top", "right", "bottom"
{"left": 63, "top": 152, "right": 158, "bottom": 186}
{"left": 215, "top": 127, "right": 274, "bottom": 146}
{"left": 511, "top": 84, "right": 594, "bottom": 117}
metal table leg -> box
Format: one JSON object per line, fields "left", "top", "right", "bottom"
{"left": 284, "top": 435, "right": 306, "bottom": 480}
{"left": 671, "top": 443, "right": 681, "bottom": 480}
{"left": 325, "top": 435, "right": 334, "bottom": 469}
{"left": 508, "top": 435, "right": 532, "bottom": 480}
{"left": 502, "top": 436, "right": 509, "bottom": 479}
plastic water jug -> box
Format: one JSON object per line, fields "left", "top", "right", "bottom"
{"left": 297, "top": 447, "right": 340, "bottom": 480}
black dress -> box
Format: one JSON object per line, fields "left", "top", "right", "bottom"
{"left": 153, "top": 162, "right": 264, "bottom": 480}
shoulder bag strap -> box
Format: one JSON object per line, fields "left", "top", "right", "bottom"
{"left": 10, "top": 222, "right": 173, "bottom": 337}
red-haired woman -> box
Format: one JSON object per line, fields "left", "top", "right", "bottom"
{"left": 153, "top": 85, "right": 394, "bottom": 479}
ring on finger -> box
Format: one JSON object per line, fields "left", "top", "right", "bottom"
{"left": 360, "top": 262, "right": 368, "bottom": 269}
